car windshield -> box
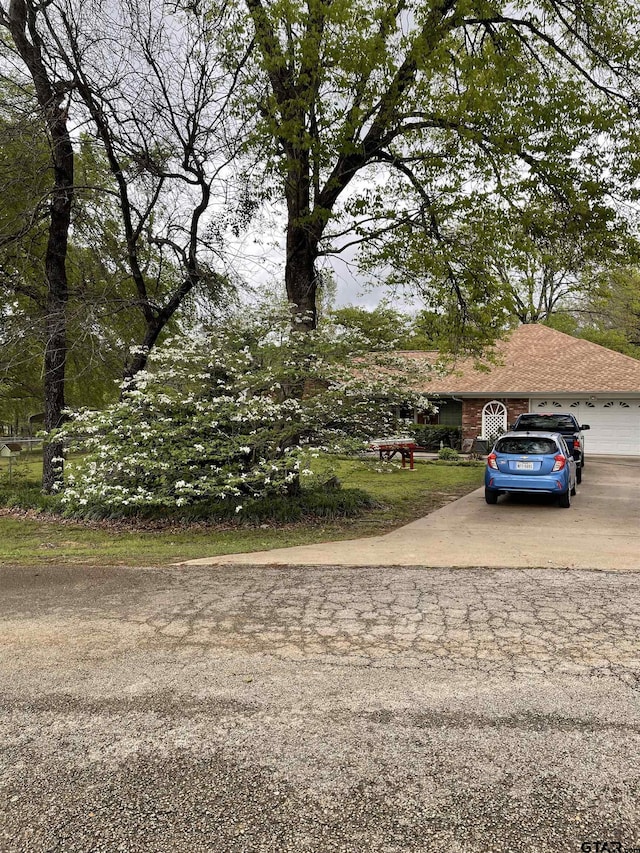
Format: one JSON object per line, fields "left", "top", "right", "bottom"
{"left": 495, "top": 437, "right": 558, "bottom": 455}
{"left": 517, "top": 415, "right": 576, "bottom": 430}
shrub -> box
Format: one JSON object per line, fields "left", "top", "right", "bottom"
{"left": 52, "top": 304, "right": 434, "bottom": 517}
{"left": 438, "top": 446, "right": 460, "bottom": 461}
{"left": 411, "top": 424, "right": 462, "bottom": 450}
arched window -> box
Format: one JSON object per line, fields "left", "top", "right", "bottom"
{"left": 481, "top": 400, "right": 507, "bottom": 441}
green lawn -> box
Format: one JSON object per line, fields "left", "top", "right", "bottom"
{"left": 0, "top": 454, "right": 483, "bottom": 566}
{"left": 0, "top": 451, "right": 42, "bottom": 482}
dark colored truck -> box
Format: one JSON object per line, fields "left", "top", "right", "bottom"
{"left": 510, "top": 412, "right": 590, "bottom": 483}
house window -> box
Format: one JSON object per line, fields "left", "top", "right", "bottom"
{"left": 438, "top": 400, "right": 463, "bottom": 426}
{"left": 417, "top": 399, "right": 462, "bottom": 426}
{"left": 481, "top": 400, "right": 507, "bottom": 440}
{"left": 398, "top": 405, "right": 417, "bottom": 422}
{"left": 536, "top": 400, "right": 563, "bottom": 409}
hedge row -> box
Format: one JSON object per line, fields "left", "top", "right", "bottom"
{"left": 410, "top": 425, "right": 462, "bottom": 450}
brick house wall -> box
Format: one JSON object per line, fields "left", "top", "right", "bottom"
{"left": 461, "top": 398, "right": 530, "bottom": 443}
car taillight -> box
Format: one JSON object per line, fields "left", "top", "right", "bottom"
{"left": 573, "top": 438, "right": 581, "bottom": 449}
{"left": 552, "top": 454, "right": 566, "bottom": 472}
{"left": 487, "top": 453, "right": 498, "bottom": 470}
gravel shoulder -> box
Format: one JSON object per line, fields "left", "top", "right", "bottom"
{"left": 1, "top": 563, "right": 640, "bottom": 851}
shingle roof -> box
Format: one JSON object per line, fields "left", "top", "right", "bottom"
{"left": 401, "top": 324, "right": 640, "bottom": 395}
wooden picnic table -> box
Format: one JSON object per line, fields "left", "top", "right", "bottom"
{"left": 368, "top": 437, "right": 417, "bottom": 469}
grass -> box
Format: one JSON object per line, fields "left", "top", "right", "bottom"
{"left": 0, "top": 450, "right": 42, "bottom": 482}
{"left": 0, "top": 453, "right": 483, "bottom": 566}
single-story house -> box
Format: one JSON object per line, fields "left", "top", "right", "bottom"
{"left": 401, "top": 324, "right": 640, "bottom": 456}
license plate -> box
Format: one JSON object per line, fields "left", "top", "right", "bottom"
{"left": 516, "top": 461, "right": 534, "bottom": 470}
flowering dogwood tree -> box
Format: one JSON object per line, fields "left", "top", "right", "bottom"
{"left": 54, "top": 305, "right": 432, "bottom": 515}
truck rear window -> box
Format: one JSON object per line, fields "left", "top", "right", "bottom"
{"left": 496, "top": 437, "right": 558, "bottom": 455}
{"left": 517, "top": 415, "right": 576, "bottom": 430}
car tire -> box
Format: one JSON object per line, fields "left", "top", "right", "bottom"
{"left": 581, "top": 454, "right": 585, "bottom": 468}
{"left": 558, "top": 489, "right": 571, "bottom": 508}
{"left": 485, "top": 488, "right": 498, "bottom": 505}
{"left": 570, "top": 481, "right": 576, "bottom": 496}
{"left": 576, "top": 466, "right": 582, "bottom": 484}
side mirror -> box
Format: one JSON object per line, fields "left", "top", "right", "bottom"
{"left": 581, "top": 424, "right": 590, "bottom": 430}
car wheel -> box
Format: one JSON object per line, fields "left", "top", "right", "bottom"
{"left": 581, "top": 454, "right": 585, "bottom": 468}
{"left": 558, "top": 489, "right": 571, "bottom": 508}
{"left": 485, "top": 488, "right": 498, "bottom": 505}
{"left": 570, "top": 481, "right": 576, "bottom": 496}
{"left": 576, "top": 466, "right": 582, "bottom": 484}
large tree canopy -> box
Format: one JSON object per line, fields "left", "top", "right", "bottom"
{"left": 227, "top": 0, "right": 640, "bottom": 342}
{"left": 3, "top": 0, "right": 640, "bottom": 353}
{"left": 0, "top": 0, "right": 246, "bottom": 490}
{"left": 20, "top": 0, "right": 245, "bottom": 376}
{"left": 1, "top": 1, "right": 640, "bottom": 451}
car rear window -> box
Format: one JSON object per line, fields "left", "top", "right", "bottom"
{"left": 517, "top": 415, "right": 576, "bottom": 430}
{"left": 495, "top": 437, "right": 558, "bottom": 455}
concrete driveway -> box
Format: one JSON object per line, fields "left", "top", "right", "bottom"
{"left": 186, "top": 456, "right": 640, "bottom": 570}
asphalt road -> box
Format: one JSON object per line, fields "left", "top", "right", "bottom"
{"left": 1, "top": 562, "right": 640, "bottom": 852}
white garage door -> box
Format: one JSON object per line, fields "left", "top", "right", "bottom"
{"left": 531, "top": 399, "right": 640, "bottom": 456}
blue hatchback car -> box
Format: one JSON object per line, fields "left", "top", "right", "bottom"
{"left": 484, "top": 431, "right": 577, "bottom": 508}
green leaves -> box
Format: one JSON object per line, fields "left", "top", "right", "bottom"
{"left": 53, "top": 301, "right": 432, "bottom": 515}
{"left": 231, "top": 0, "right": 640, "bottom": 336}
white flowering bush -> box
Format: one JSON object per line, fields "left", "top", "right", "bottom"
{"left": 53, "top": 304, "right": 432, "bottom": 517}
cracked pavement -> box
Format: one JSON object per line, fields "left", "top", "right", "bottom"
{"left": 1, "top": 563, "right": 640, "bottom": 851}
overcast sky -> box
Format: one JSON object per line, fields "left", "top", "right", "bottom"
{"left": 233, "top": 221, "right": 421, "bottom": 313}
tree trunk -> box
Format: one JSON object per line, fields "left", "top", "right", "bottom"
{"left": 41, "top": 126, "right": 73, "bottom": 491}
{"left": 41, "top": 290, "right": 68, "bottom": 493}
{"left": 284, "top": 148, "right": 321, "bottom": 331}
{"left": 123, "top": 321, "right": 162, "bottom": 382}
{"left": 4, "top": 0, "right": 74, "bottom": 492}
{"left": 285, "top": 222, "right": 319, "bottom": 331}
{"left": 122, "top": 272, "right": 204, "bottom": 382}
